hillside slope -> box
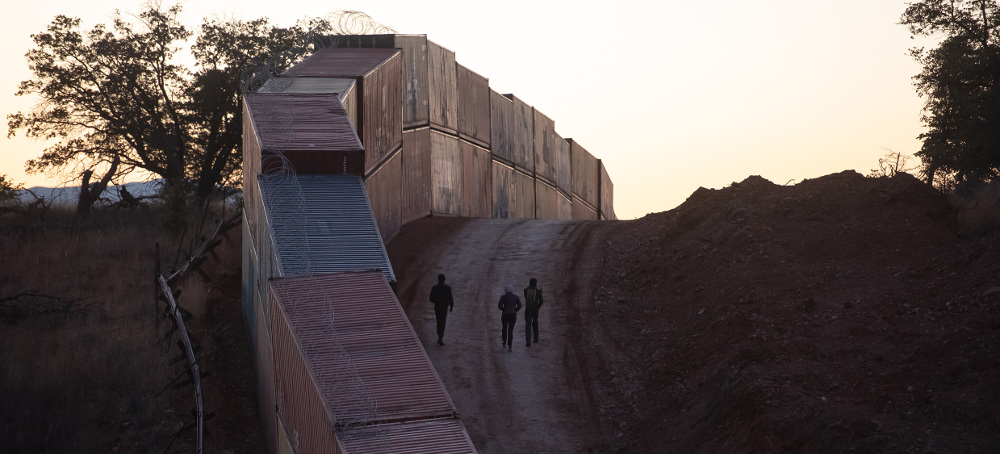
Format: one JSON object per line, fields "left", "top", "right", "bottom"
{"left": 388, "top": 170, "right": 1000, "bottom": 453}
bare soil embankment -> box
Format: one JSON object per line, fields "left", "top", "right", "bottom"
{"left": 388, "top": 171, "right": 1000, "bottom": 453}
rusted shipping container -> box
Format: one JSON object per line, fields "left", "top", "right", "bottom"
{"left": 258, "top": 174, "right": 396, "bottom": 284}
{"left": 568, "top": 139, "right": 600, "bottom": 210}
{"left": 456, "top": 64, "right": 490, "bottom": 148}
{"left": 365, "top": 150, "right": 403, "bottom": 242}
{"left": 241, "top": 218, "right": 258, "bottom": 355}
{"left": 269, "top": 282, "right": 340, "bottom": 454}
{"left": 599, "top": 160, "right": 616, "bottom": 220}
{"left": 243, "top": 103, "right": 262, "bottom": 244}
{"left": 427, "top": 41, "right": 459, "bottom": 133}
{"left": 510, "top": 94, "right": 534, "bottom": 171}
{"left": 491, "top": 160, "right": 514, "bottom": 219}
{"left": 514, "top": 169, "right": 536, "bottom": 219}
{"left": 534, "top": 179, "right": 572, "bottom": 220}
{"left": 245, "top": 93, "right": 365, "bottom": 176}
{"left": 256, "top": 292, "right": 278, "bottom": 454}
{"left": 268, "top": 271, "right": 471, "bottom": 453}
{"left": 257, "top": 77, "right": 358, "bottom": 129}
{"left": 401, "top": 128, "right": 432, "bottom": 223}
{"left": 431, "top": 130, "right": 463, "bottom": 216}
{"left": 532, "top": 109, "right": 571, "bottom": 195}
{"left": 572, "top": 196, "right": 600, "bottom": 220}
{"left": 460, "top": 141, "right": 492, "bottom": 218}
{"left": 332, "top": 35, "right": 458, "bottom": 132}
{"left": 282, "top": 48, "right": 403, "bottom": 175}
{"left": 338, "top": 419, "right": 476, "bottom": 453}
{"left": 489, "top": 91, "right": 515, "bottom": 165}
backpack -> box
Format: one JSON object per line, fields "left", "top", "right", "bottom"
{"left": 525, "top": 287, "right": 541, "bottom": 306}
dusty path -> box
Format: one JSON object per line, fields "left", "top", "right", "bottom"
{"left": 387, "top": 217, "right": 610, "bottom": 453}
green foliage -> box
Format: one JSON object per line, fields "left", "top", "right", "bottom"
{"left": 900, "top": 0, "right": 1000, "bottom": 188}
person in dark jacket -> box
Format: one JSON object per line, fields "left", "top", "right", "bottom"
{"left": 524, "top": 278, "right": 544, "bottom": 347}
{"left": 429, "top": 274, "right": 454, "bottom": 346}
{"left": 498, "top": 284, "right": 522, "bottom": 352}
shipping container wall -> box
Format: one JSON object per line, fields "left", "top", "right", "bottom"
{"left": 427, "top": 41, "right": 458, "bottom": 133}
{"left": 534, "top": 179, "right": 559, "bottom": 220}
{"left": 557, "top": 189, "right": 573, "bottom": 220}
{"left": 270, "top": 287, "right": 341, "bottom": 454}
{"left": 244, "top": 104, "right": 262, "bottom": 244}
{"left": 511, "top": 95, "right": 534, "bottom": 171}
{"left": 241, "top": 217, "right": 258, "bottom": 357}
{"left": 365, "top": 150, "right": 403, "bottom": 242}
{"left": 456, "top": 63, "right": 490, "bottom": 147}
{"left": 569, "top": 139, "right": 600, "bottom": 210}
{"left": 401, "top": 128, "right": 432, "bottom": 223}
{"left": 514, "top": 169, "right": 536, "bottom": 219}
{"left": 533, "top": 109, "right": 557, "bottom": 186}
{"left": 331, "top": 34, "right": 430, "bottom": 128}
{"left": 256, "top": 295, "right": 278, "bottom": 454}
{"left": 430, "top": 130, "right": 462, "bottom": 215}
{"left": 256, "top": 77, "right": 358, "bottom": 128}
{"left": 277, "top": 417, "right": 295, "bottom": 454}
{"left": 489, "top": 90, "right": 515, "bottom": 165}
{"left": 599, "top": 160, "right": 616, "bottom": 220}
{"left": 361, "top": 52, "right": 403, "bottom": 174}
{"left": 572, "top": 196, "right": 600, "bottom": 220}
{"left": 460, "top": 141, "right": 491, "bottom": 218}
{"left": 492, "top": 160, "right": 514, "bottom": 219}
{"left": 553, "top": 134, "right": 572, "bottom": 196}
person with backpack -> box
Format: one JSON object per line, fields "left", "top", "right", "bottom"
{"left": 498, "top": 283, "right": 522, "bottom": 352}
{"left": 429, "top": 274, "right": 454, "bottom": 346}
{"left": 524, "top": 278, "right": 544, "bottom": 347}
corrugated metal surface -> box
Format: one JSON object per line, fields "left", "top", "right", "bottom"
{"left": 553, "top": 133, "right": 572, "bottom": 196}
{"left": 283, "top": 47, "right": 401, "bottom": 79}
{"left": 510, "top": 94, "right": 534, "bottom": 171}
{"left": 599, "top": 160, "right": 616, "bottom": 220}
{"left": 280, "top": 48, "right": 403, "bottom": 175}
{"left": 269, "top": 271, "right": 465, "bottom": 450}
{"left": 532, "top": 108, "right": 560, "bottom": 188}
{"left": 572, "top": 196, "right": 599, "bottom": 220}
{"left": 514, "top": 169, "right": 536, "bottom": 219}
{"left": 254, "top": 181, "right": 281, "bottom": 324}
{"left": 359, "top": 52, "right": 403, "bottom": 174}
{"left": 245, "top": 93, "right": 365, "bottom": 176}
{"left": 456, "top": 64, "right": 490, "bottom": 148}
{"left": 242, "top": 216, "right": 258, "bottom": 357}
{"left": 557, "top": 188, "right": 572, "bottom": 220}
{"left": 365, "top": 150, "right": 403, "bottom": 242}
{"left": 430, "top": 130, "right": 462, "bottom": 216}
{"left": 257, "top": 77, "right": 358, "bottom": 128}
{"left": 402, "top": 128, "right": 432, "bottom": 224}
{"left": 460, "top": 141, "right": 491, "bottom": 218}
{"left": 331, "top": 34, "right": 430, "bottom": 129}
{"left": 489, "top": 90, "right": 515, "bottom": 165}
{"left": 258, "top": 174, "right": 396, "bottom": 284}
{"left": 269, "top": 284, "right": 341, "bottom": 454}
{"left": 243, "top": 103, "right": 262, "bottom": 244}
{"left": 276, "top": 417, "right": 296, "bottom": 454}
{"left": 427, "top": 41, "right": 458, "bottom": 133}
{"left": 568, "top": 139, "right": 599, "bottom": 210}
{"left": 256, "top": 293, "right": 278, "bottom": 454}
{"left": 491, "top": 160, "right": 514, "bottom": 219}
{"left": 246, "top": 93, "right": 363, "bottom": 153}
{"left": 338, "top": 419, "right": 476, "bottom": 454}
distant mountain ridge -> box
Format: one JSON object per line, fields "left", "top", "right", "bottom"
{"left": 19, "top": 180, "right": 161, "bottom": 205}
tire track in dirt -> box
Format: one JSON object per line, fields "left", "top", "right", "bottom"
{"left": 388, "top": 217, "right": 606, "bottom": 453}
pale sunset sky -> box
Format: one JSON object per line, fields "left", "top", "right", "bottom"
{"left": 2, "top": 1, "right": 930, "bottom": 220}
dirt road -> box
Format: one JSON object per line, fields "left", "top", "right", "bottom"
{"left": 387, "top": 216, "right": 611, "bottom": 453}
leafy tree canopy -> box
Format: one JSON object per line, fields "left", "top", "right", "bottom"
{"left": 900, "top": 0, "right": 1000, "bottom": 189}
{"left": 7, "top": 3, "right": 389, "bottom": 211}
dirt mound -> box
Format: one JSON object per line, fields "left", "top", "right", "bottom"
{"left": 590, "top": 171, "right": 1000, "bottom": 452}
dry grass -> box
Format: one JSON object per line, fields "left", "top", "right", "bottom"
{"left": 953, "top": 181, "right": 1000, "bottom": 236}
{"left": 0, "top": 205, "right": 237, "bottom": 452}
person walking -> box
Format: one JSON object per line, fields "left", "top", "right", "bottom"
{"left": 498, "top": 283, "right": 522, "bottom": 352}
{"left": 429, "top": 274, "right": 454, "bottom": 346}
{"left": 524, "top": 278, "right": 544, "bottom": 347}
